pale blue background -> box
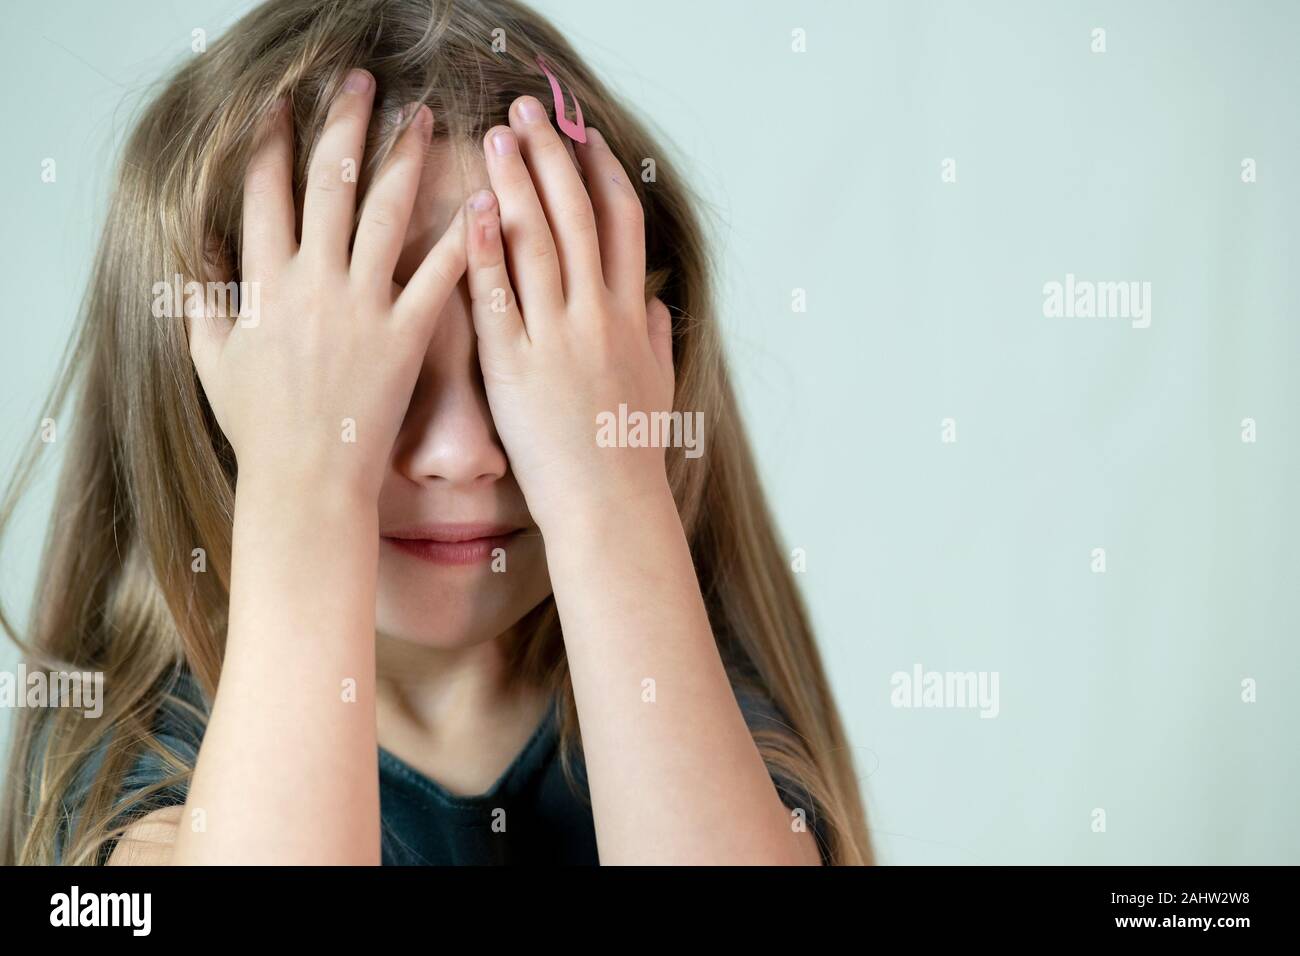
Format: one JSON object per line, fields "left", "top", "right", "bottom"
{"left": 1, "top": 0, "right": 1296, "bottom": 864}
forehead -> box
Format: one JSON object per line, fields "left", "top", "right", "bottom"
{"left": 392, "top": 137, "right": 488, "bottom": 286}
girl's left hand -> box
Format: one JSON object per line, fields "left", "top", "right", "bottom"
{"left": 464, "top": 95, "right": 675, "bottom": 532}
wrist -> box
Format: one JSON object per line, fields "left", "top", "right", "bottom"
{"left": 235, "top": 465, "right": 378, "bottom": 525}
{"left": 531, "top": 472, "right": 677, "bottom": 543}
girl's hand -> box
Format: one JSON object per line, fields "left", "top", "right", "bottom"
{"left": 188, "top": 70, "right": 466, "bottom": 501}
{"left": 464, "top": 96, "right": 675, "bottom": 531}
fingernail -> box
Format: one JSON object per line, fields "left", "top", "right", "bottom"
{"left": 468, "top": 190, "right": 496, "bottom": 212}
{"left": 344, "top": 69, "right": 373, "bottom": 93}
{"left": 491, "top": 129, "right": 517, "bottom": 156}
{"left": 412, "top": 103, "right": 431, "bottom": 132}
{"left": 517, "top": 97, "right": 544, "bottom": 123}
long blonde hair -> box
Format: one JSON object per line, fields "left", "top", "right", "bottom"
{"left": 0, "top": 0, "right": 873, "bottom": 865}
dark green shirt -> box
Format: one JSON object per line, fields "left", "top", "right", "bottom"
{"left": 65, "top": 668, "right": 828, "bottom": 865}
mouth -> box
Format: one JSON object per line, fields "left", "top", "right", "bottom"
{"left": 380, "top": 523, "right": 527, "bottom": 566}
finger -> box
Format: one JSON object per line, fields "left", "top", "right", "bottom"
{"left": 576, "top": 127, "right": 647, "bottom": 307}
{"left": 185, "top": 296, "right": 233, "bottom": 386}
{"left": 241, "top": 98, "right": 297, "bottom": 280}
{"left": 464, "top": 190, "right": 527, "bottom": 345}
{"left": 350, "top": 103, "right": 432, "bottom": 296}
{"left": 301, "top": 69, "right": 375, "bottom": 265}
{"left": 483, "top": 125, "right": 563, "bottom": 316}
{"left": 646, "top": 296, "right": 673, "bottom": 380}
{"left": 393, "top": 206, "right": 467, "bottom": 333}
{"left": 508, "top": 95, "right": 603, "bottom": 300}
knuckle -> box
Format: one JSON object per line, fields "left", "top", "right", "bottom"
{"left": 523, "top": 237, "right": 555, "bottom": 263}
{"left": 308, "top": 165, "right": 347, "bottom": 196}
{"left": 562, "top": 200, "right": 597, "bottom": 230}
{"left": 418, "top": 260, "right": 453, "bottom": 292}
{"left": 361, "top": 201, "right": 399, "bottom": 231}
{"left": 534, "top": 134, "right": 568, "bottom": 159}
{"left": 328, "top": 96, "right": 370, "bottom": 127}
{"left": 243, "top": 162, "right": 280, "bottom": 198}
{"left": 500, "top": 163, "right": 536, "bottom": 192}
{"left": 472, "top": 244, "right": 506, "bottom": 272}
{"left": 385, "top": 142, "right": 421, "bottom": 177}
{"left": 613, "top": 190, "right": 645, "bottom": 225}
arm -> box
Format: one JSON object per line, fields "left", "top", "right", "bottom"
{"left": 544, "top": 488, "right": 820, "bottom": 864}
{"left": 463, "top": 98, "right": 820, "bottom": 865}
{"left": 148, "top": 72, "right": 465, "bottom": 864}
{"left": 171, "top": 479, "right": 381, "bottom": 863}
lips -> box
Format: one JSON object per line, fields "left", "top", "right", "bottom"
{"left": 380, "top": 523, "right": 525, "bottom": 566}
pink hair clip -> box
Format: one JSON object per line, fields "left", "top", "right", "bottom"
{"left": 536, "top": 54, "right": 586, "bottom": 144}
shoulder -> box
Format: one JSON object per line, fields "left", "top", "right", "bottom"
{"left": 106, "top": 806, "right": 184, "bottom": 865}
{"left": 56, "top": 668, "right": 207, "bottom": 864}
{"left": 728, "top": 670, "right": 832, "bottom": 863}
{"left": 122, "top": 668, "right": 207, "bottom": 796}
{"left": 730, "top": 678, "right": 812, "bottom": 805}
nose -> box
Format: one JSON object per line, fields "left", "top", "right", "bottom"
{"left": 391, "top": 312, "right": 509, "bottom": 488}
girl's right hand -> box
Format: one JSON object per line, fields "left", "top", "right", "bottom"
{"left": 187, "top": 69, "right": 466, "bottom": 502}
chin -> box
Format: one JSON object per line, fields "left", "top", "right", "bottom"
{"left": 375, "top": 546, "right": 552, "bottom": 649}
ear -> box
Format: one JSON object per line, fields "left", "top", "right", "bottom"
{"left": 646, "top": 296, "right": 674, "bottom": 386}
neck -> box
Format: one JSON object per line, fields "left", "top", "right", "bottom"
{"left": 373, "top": 625, "right": 544, "bottom": 745}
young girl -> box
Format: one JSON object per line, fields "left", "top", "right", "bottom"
{"left": 0, "top": 0, "right": 872, "bottom": 865}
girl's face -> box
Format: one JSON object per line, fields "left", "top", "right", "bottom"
{"left": 373, "top": 139, "right": 553, "bottom": 648}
